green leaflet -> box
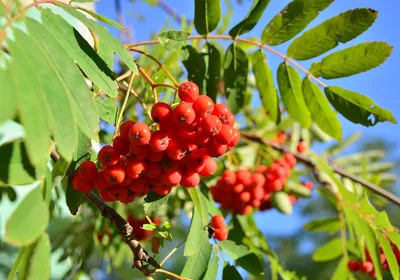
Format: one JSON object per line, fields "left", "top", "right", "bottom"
{"left": 7, "top": 30, "right": 52, "bottom": 168}
{"left": 229, "top": 0, "right": 270, "bottom": 38}
{"left": 201, "top": 42, "right": 221, "bottom": 102}
{"left": 325, "top": 86, "right": 396, "bottom": 127}
{"left": 376, "top": 231, "right": 399, "bottom": 280}
{"left": 303, "top": 217, "right": 341, "bottom": 233}
{"left": 59, "top": 4, "right": 137, "bottom": 73}
{"left": 6, "top": 187, "right": 49, "bottom": 247}
{"left": 288, "top": 8, "right": 378, "bottom": 60}
{"left": 302, "top": 77, "right": 341, "bottom": 140}
{"left": 202, "top": 250, "right": 219, "bottom": 280}
{"left": 310, "top": 42, "right": 393, "bottom": 79}
{"left": 188, "top": 187, "right": 209, "bottom": 226}
{"left": 0, "top": 67, "right": 16, "bottom": 124}
{"left": 277, "top": 62, "right": 311, "bottom": 127}
{"left": 0, "top": 141, "right": 43, "bottom": 186}
{"left": 194, "top": 0, "right": 221, "bottom": 35}
{"left": 359, "top": 220, "right": 383, "bottom": 278}
{"left": 41, "top": 9, "right": 118, "bottom": 99}
{"left": 75, "top": 7, "right": 125, "bottom": 30}
{"left": 323, "top": 131, "right": 361, "bottom": 156}
{"left": 143, "top": 192, "right": 170, "bottom": 214}
{"left": 312, "top": 238, "right": 342, "bottom": 262}
{"left": 262, "top": 0, "right": 333, "bottom": 45}
{"left": 330, "top": 257, "right": 349, "bottom": 280}
{"left": 252, "top": 50, "right": 280, "bottom": 123}
{"left": 272, "top": 191, "right": 293, "bottom": 214}
{"left": 181, "top": 234, "right": 212, "bottom": 279}
{"left": 95, "top": 96, "right": 118, "bottom": 124}
{"left": 184, "top": 208, "right": 208, "bottom": 256}
{"left": 224, "top": 43, "right": 249, "bottom": 114}
{"left": 157, "top": 30, "right": 190, "bottom": 51}
{"left": 181, "top": 45, "right": 206, "bottom": 92}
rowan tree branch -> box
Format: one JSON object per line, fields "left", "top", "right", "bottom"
{"left": 240, "top": 131, "right": 400, "bottom": 207}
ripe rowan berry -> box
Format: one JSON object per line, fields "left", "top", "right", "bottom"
{"left": 146, "top": 162, "right": 162, "bottom": 178}
{"left": 129, "top": 122, "right": 151, "bottom": 145}
{"left": 297, "top": 141, "right": 307, "bottom": 153}
{"left": 227, "top": 129, "right": 240, "bottom": 149}
{"left": 99, "top": 189, "right": 115, "bottom": 202}
{"left": 119, "top": 120, "right": 135, "bottom": 140}
{"left": 113, "top": 135, "right": 130, "bottom": 155}
{"left": 221, "top": 170, "right": 236, "bottom": 185}
{"left": 236, "top": 169, "right": 252, "bottom": 187}
{"left": 206, "top": 139, "right": 227, "bottom": 157}
{"left": 98, "top": 145, "right": 119, "bottom": 166}
{"left": 212, "top": 104, "right": 230, "bottom": 123}
{"left": 149, "top": 131, "right": 169, "bottom": 152}
{"left": 108, "top": 185, "right": 129, "bottom": 201}
{"left": 126, "top": 159, "right": 147, "bottom": 179}
{"left": 178, "top": 81, "right": 199, "bottom": 102}
{"left": 151, "top": 102, "right": 172, "bottom": 123}
{"left": 213, "top": 227, "right": 228, "bottom": 241}
{"left": 186, "top": 153, "right": 206, "bottom": 172}
{"left": 129, "top": 143, "right": 150, "bottom": 160}
{"left": 77, "top": 160, "right": 98, "bottom": 182}
{"left": 148, "top": 150, "right": 165, "bottom": 162}
{"left": 171, "top": 104, "right": 196, "bottom": 126}
{"left": 303, "top": 181, "right": 314, "bottom": 190}
{"left": 180, "top": 170, "right": 200, "bottom": 187}
{"left": 210, "top": 215, "right": 225, "bottom": 229}
{"left": 240, "top": 192, "right": 251, "bottom": 203}
{"left": 72, "top": 173, "right": 94, "bottom": 193}
{"left": 215, "top": 124, "right": 233, "bottom": 144}
{"left": 160, "top": 169, "right": 182, "bottom": 186}
{"left": 192, "top": 95, "right": 214, "bottom": 118}
{"left": 166, "top": 140, "right": 188, "bottom": 161}
{"left": 361, "top": 261, "right": 374, "bottom": 273}
{"left": 104, "top": 165, "right": 126, "bottom": 184}
{"left": 233, "top": 183, "right": 244, "bottom": 193}
{"left": 129, "top": 177, "right": 148, "bottom": 192}
{"left": 202, "top": 115, "right": 222, "bottom": 136}
{"left": 93, "top": 171, "right": 110, "bottom": 190}
{"left": 199, "top": 158, "right": 217, "bottom": 177}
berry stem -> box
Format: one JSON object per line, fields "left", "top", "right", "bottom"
{"left": 120, "top": 81, "right": 152, "bottom": 119}
{"left": 130, "top": 47, "right": 180, "bottom": 87}
{"left": 154, "top": 268, "right": 191, "bottom": 280}
{"left": 113, "top": 72, "right": 135, "bottom": 139}
{"left": 126, "top": 35, "right": 327, "bottom": 89}
{"left": 240, "top": 131, "right": 400, "bottom": 207}
{"left": 117, "top": 70, "right": 133, "bottom": 81}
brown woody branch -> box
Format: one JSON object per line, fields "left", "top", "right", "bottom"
{"left": 240, "top": 131, "right": 400, "bottom": 207}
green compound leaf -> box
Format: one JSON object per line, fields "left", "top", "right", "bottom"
{"left": 325, "top": 86, "right": 396, "bottom": 127}
{"left": 157, "top": 30, "right": 190, "bottom": 51}
{"left": 194, "top": 0, "right": 221, "bottom": 35}
{"left": 181, "top": 234, "right": 212, "bottom": 279}
{"left": 302, "top": 77, "right": 341, "bottom": 140}
{"left": 312, "top": 238, "right": 342, "bottom": 262}
{"left": 75, "top": 7, "right": 125, "bottom": 30}
{"left": 224, "top": 43, "right": 249, "bottom": 114}
{"left": 252, "top": 49, "right": 280, "bottom": 124}
{"left": 262, "top": 0, "right": 333, "bottom": 45}
{"left": 310, "top": 42, "right": 393, "bottom": 79}
{"left": 277, "top": 62, "right": 311, "bottom": 127}
{"left": 229, "top": 0, "right": 270, "bottom": 38}
{"left": 95, "top": 96, "right": 118, "bottom": 124}
{"left": 184, "top": 208, "right": 208, "bottom": 256}
{"left": 288, "top": 8, "right": 378, "bottom": 60}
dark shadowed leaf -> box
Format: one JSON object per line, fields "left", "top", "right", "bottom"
{"left": 303, "top": 217, "right": 340, "bottom": 233}
{"left": 262, "top": 0, "right": 333, "bottom": 45}
{"left": 325, "top": 86, "right": 396, "bottom": 126}
{"left": 223, "top": 265, "right": 243, "bottom": 280}
{"left": 194, "top": 0, "right": 220, "bottom": 35}
{"left": 252, "top": 50, "right": 279, "bottom": 123}
{"left": 181, "top": 234, "right": 212, "bottom": 279}
{"left": 310, "top": 42, "right": 393, "bottom": 79}
{"left": 95, "top": 96, "right": 118, "bottom": 124}
{"left": 224, "top": 44, "right": 248, "bottom": 114}
{"left": 277, "top": 62, "right": 311, "bottom": 127}
{"left": 157, "top": 30, "right": 190, "bottom": 51}
{"left": 288, "top": 8, "right": 378, "bottom": 60}
{"left": 143, "top": 192, "right": 170, "bottom": 214}
{"left": 312, "top": 238, "right": 342, "bottom": 262}
{"left": 229, "top": 0, "right": 270, "bottom": 38}
{"left": 65, "top": 177, "right": 82, "bottom": 216}
{"left": 75, "top": 7, "right": 125, "bottom": 30}
{"left": 201, "top": 42, "right": 221, "bottom": 102}
{"left": 181, "top": 45, "right": 206, "bottom": 92}
{"left": 302, "top": 77, "right": 341, "bottom": 139}
{"left": 184, "top": 208, "right": 208, "bottom": 256}
{"left": 6, "top": 187, "right": 49, "bottom": 246}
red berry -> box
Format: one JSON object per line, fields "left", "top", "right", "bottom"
{"left": 104, "top": 165, "right": 126, "bottom": 184}
{"left": 202, "top": 115, "right": 222, "bottom": 136}
{"left": 119, "top": 120, "right": 135, "bottom": 140}
{"left": 180, "top": 170, "right": 200, "bottom": 187}
{"left": 149, "top": 131, "right": 169, "bottom": 152}
{"left": 108, "top": 185, "right": 128, "bottom": 201}
{"left": 221, "top": 170, "right": 236, "bottom": 185}
{"left": 126, "top": 159, "right": 147, "bottom": 179}
{"left": 214, "top": 227, "right": 228, "bottom": 241}
{"left": 93, "top": 171, "right": 110, "bottom": 190}
{"left": 210, "top": 215, "right": 225, "bottom": 229}
{"left": 240, "top": 192, "right": 251, "bottom": 203}
{"left": 284, "top": 153, "right": 297, "bottom": 168}
{"left": 303, "top": 181, "right": 314, "bottom": 190}
{"left": 251, "top": 186, "right": 265, "bottom": 200}
{"left": 98, "top": 145, "right": 119, "bottom": 166}
{"left": 159, "top": 120, "right": 180, "bottom": 138}
{"left": 160, "top": 169, "right": 182, "bottom": 186}
{"left": 129, "top": 178, "right": 148, "bottom": 193}
{"left": 146, "top": 162, "right": 162, "bottom": 178}
{"left": 171, "top": 104, "right": 196, "bottom": 126}
{"left": 226, "top": 112, "right": 235, "bottom": 126}
{"left": 99, "top": 189, "right": 115, "bottom": 202}
{"left": 361, "top": 261, "right": 374, "bottom": 273}
{"left": 129, "top": 143, "right": 150, "bottom": 160}
{"left": 227, "top": 128, "right": 240, "bottom": 149}
{"left": 215, "top": 124, "right": 233, "bottom": 144}
{"left": 148, "top": 150, "right": 164, "bottom": 162}
{"left": 154, "top": 184, "right": 172, "bottom": 196}
{"left": 178, "top": 82, "right": 199, "bottom": 102}
{"left": 297, "top": 141, "right": 307, "bottom": 153}
{"left": 251, "top": 173, "right": 265, "bottom": 188}
{"left": 166, "top": 140, "right": 188, "bottom": 161}
{"left": 206, "top": 139, "right": 227, "bottom": 157}
{"left": 72, "top": 173, "right": 94, "bottom": 193}
{"left": 233, "top": 183, "right": 244, "bottom": 193}
{"left": 288, "top": 195, "right": 297, "bottom": 204}
{"left": 129, "top": 122, "right": 151, "bottom": 145}
{"left": 151, "top": 102, "right": 172, "bottom": 123}
{"left": 236, "top": 169, "right": 252, "bottom": 187}
{"left": 199, "top": 158, "right": 217, "bottom": 177}
{"left": 212, "top": 104, "right": 230, "bottom": 123}
{"left": 186, "top": 153, "right": 207, "bottom": 172}
{"left": 193, "top": 95, "right": 214, "bottom": 118}
{"left": 77, "top": 160, "right": 98, "bottom": 182}
{"left": 113, "top": 135, "right": 130, "bottom": 155}
{"left": 161, "top": 157, "right": 180, "bottom": 171}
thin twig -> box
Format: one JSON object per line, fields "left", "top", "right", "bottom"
{"left": 113, "top": 73, "right": 135, "bottom": 139}
{"left": 240, "top": 131, "right": 400, "bottom": 207}
{"left": 160, "top": 239, "right": 186, "bottom": 267}
{"left": 154, "top": 268, "right": 191, "bottom": 280}
{"left": 119, "top": 81, "right": 152, "bottom": 119}
{"left": 126, "top": 35, "right": 327, "bottom": 88}
{"left": 117, "top": 70, "right": 132, "bottom": 81}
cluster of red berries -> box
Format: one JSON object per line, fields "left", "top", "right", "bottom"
{"left": 270, "top": 131, "right": 307, "bottom": 154}
{"left": 210, "top": 153, "right": 301, "bottom": 215}
{"left": 127, "top": 215, "right": 160, "bottom": 241}
{"left": 348, "top": 246, "right": 400, "bottom": 278}
{"left": 71, "top": 82, "right": 240, "bottom": 202}
{"left": 209, "top": 214, "right": 228, "bottom": 241}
